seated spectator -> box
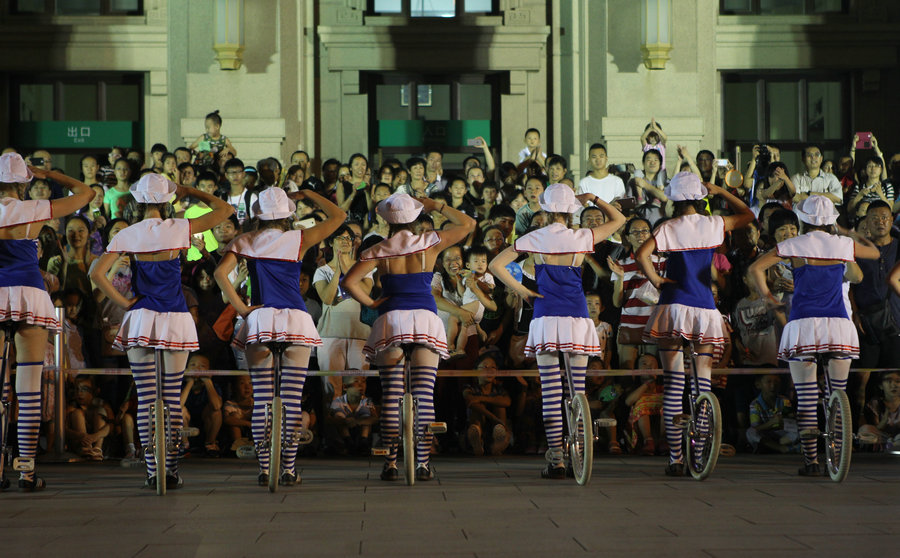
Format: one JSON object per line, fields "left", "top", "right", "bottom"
{"left": 746, "top": 374, "right": 799, "bottom": 454}
{"left": 731, "top": 271, "right": 780, "bottom": 367}
{"left": 326, "top": 375, "right": 377, "bottom": 456}
{"left": 585, "top": 291, "right": 613, "bottom": 370}
{"left": 223, "top": 375, "right": 254, "bottom": 456}
{"left": 66, "top": 375, "right": 113, "bottom": 461}
{"left": 180, "top": 353, "right": 224, "bottom": 457}
{"left": 624, "top": 354, "right": 664, "bottom": 456}
{"left": 585, "top": 357, "right": 625, "bottom": 454}
{"left": 859, "top": 370, "right": 900, "bottom": 451}
{"left": 462, "top": 354, "right": 511, "bottom": 456}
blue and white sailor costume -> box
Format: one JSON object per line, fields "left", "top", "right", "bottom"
{"left": 359, "top": 230, "right": 449, "bottom": 360}
{"left": 514, "top": 222, "right": 602, "bottom": 356}
{"left": 226, "top": 228, "right": 322, "bottom": 350}
{"left": 0, "top": 198, "right": 60, "bottom": 331}
{"left": 107, "top": 218, "right": 199, "bottom": 352}
{"left": 643, "top": 213, "right": 728, "bottom": 345}
{"left": 776, "top": 230, "right": 858, "bottom": 360}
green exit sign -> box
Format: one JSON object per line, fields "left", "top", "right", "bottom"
{"left": 16, "top": 121, "right": 135, "bottom": 149}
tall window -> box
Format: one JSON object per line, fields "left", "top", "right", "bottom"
{"left": 722, "top": 73, "right": 849, "bottom": 174}
{"left": 10, "top": 0, "right": 142, "bottom": 15}
{"left": 370, "top": 0, "right": 495, "bottom": 17}
{"left": 720, "top": 0, "right": 846, "bottom": 15}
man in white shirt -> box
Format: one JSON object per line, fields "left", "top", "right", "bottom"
{"left": 574, "top": 144, "right": 625, "bottom": 225}
{"left": 791, "top": 144, "right": 842, "bottom": 205}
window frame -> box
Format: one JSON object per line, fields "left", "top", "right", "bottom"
{"left": 368, "top": 0, "right": 497, "bottom": 18}
{"left": 721, "top": 72, "right": 852, "bottom": 166}
{"left": 9, "top": 0, "right": 143, "bottom": 16}
{"left": 719, "top": 0, "right": 847, "bottom": 15}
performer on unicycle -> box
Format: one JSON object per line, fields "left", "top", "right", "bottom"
{"left": 342, "top": 193, "right": 474, "bottom": 482}
{"left": 750, "top": 196, "right": 878, "bottom": 476}
{"left": 215, "top": 187, "right": 345, "bottom": 486}
{"left": 0, "top": 153, "right": 93, "bottom": 491}
{"left": 636, "top": 172, "right": 754, "bottom": 476}
{"left": 91, "top": 174, "right": 233, "bottom": 489}
{"left": 490, "top": 183, "right": 625, "bottom": 479}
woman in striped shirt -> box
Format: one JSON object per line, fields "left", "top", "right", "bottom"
{"left": 608, "top": 217, "right": 666, "bottom": 370}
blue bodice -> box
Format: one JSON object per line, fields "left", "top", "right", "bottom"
{"left": 0, "top": 238, "right": 45, "bottom": 290}
{"left": 131, "top": 259, "right": 188, "bottom": 313}
{"left": 789, "top": 264, "right": 847, "bottom": 321}
{"left": 533, "top": 264, "right": 589, "bottom": 319}
{"left": 379, "top": 272, "right": 437, "bottom": 315}
{"left": 246, "top": 259, "right": 308, "bottom": 311}
{"left": 658, "top": 249, "right": 716, "bottom": 310}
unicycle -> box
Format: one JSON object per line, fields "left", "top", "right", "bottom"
{"left": 258, "top": 342, "right": 313, "bottom": 493}
{"left": 146, "top": 348, "right": 195, "bottom": 495}
{"left": 799, "top": 362, "right": 871, "bottom": 482}
{"left": 372, "top": 343, "right": 446, "bottom": 485}
{"left": 547, "top": 353, "right": 596, "bottom": 486}
{"left": 676, "top": 350, "right": 722, "bottom": 481}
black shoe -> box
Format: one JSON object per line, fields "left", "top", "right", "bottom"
{"left": 144, "top": 475, "right": 157, "bottom": 489}
{"left": 665, "top": 462, "right": 685, "bottom": 477}
{"left": 257, "top": 473, "right": 269, "bottom": 486}
{"left": 280, "top": 472, "right": 299, "bottom": 486}
{"left": 1, "top": 474, "right": 9, "bottom": 491}
{"left": 165, "top": 474, "right": 183, "bottom": 490}
{"left": 541, "top": 465, "right": 566, "bottom": 479}
{"left": 415, "top": 464, "right": 433, "bottom": 481}
{"left": 380, "top": 464, "right": 399, "bottom": 481}
{"left": 19, "top": 476, "right": 46, "bottom": 492}
{"left": 798, "top": 462, "right": 821, "bottom": 477}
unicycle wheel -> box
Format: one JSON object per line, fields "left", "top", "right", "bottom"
{"left": 685, "top": 392, "right": 722, "bottom": 481}
{"left": 568, "top": 394, "right": 593, "bottom": 486}
{"left": 401, "top": 393, "right": 415, "bottom": 486}
{"left": 825, "top": 389, "right": 852, "bottom": 483}
{"left": 269, "top": 397, "right": 283, "bottom": 493}
{"left": 153, "top": 399, "right": 167, "bottom": 496}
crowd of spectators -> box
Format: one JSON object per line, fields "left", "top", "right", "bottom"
{"left": 4, "top": 113, "right": 900, "bottom": 464}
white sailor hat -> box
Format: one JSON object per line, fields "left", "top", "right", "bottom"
{"left": 130, "top": 173, "right": 177, "bottom": 204}
{"left": 0, "top": 153, "right": 34, "bottom": 183}
{"left": 665, "top": 171, "right": 708, "bottom": 201}
{"left": 794, "top": 195, "right": 839, "bottom": 226}
{"left": 539, "top": 183, "right": 581, "bottom": 214}
{"left": 376, "top": 192, "right": 424, "bottom": 224}
{"left": 252, "top": 187, "right": 296, "bottom": 220}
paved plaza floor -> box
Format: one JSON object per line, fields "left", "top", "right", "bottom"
{"left": 1, "top": 453, "right": 898, "bottom": 557}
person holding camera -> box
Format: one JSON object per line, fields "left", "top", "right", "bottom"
{"left": 742, "top": 144, "right": 781, "bottom": 210}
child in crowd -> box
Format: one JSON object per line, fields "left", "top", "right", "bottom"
{"left": 327, "top": 375, "right": 377, "bottom": 456}
{"left": 746, "top": 374, "right": 798, "bottom": 454}
{"left": 189, "top": 110, "right": 236, "bottom": 168}
{"left": 859, "top": 370, "right": 900, "bottom": 451}
{"left": 640, "top": 118, "right": 668, "bottom": 170}
{"left": 625, "top": 354, "right": 665, "bottom": 456}
{"left": 585, "top": 357, "right": 624, "bottom": 454}
{"left": 585, "top": 291, "right": 613, "bottom": 370}
{"left": 447, "top": 246, "right": 496, "bottom": 357}
{"left": 180, "top": 353, "right": 223, "bottom": 457}
{"left": 462, "top": 354, "right": 511, "bottom": 456}
{"left": 223, "top": 374, "right": 254, "bottom": 456}
{"left": 518, "top": 128, "right": 546, "bottom": 166}
{"left": 66, "top": 375, "right": 113, "bottom": 461}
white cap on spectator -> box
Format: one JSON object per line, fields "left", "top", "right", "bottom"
{"left": 0, "top": 153, "right": 34, "bottom": 183}
{"left": 376, "top": 193, "right": 423, "bottom": 224}
{"left": 794, "top": 195, "right": 838, "bottom": 226}
{"left": 539, "top": 183, "right": 581, "bottom": 214}
{"left": 130, "top": 173, "right": 176, "bottom": 204}
{"left": 253, "top": 187, "right": 295, "bottom": 220}
{"left": 665, "top": 171, "right": 707, "bottom": 201}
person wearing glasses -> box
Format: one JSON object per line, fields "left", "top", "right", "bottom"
{"left": 314, "top": 225, "right": 373, "bottom": 402}
{"left": 220, "top": 158, "right": 257, "bottom": 225}
{"left": 792, "top": 144, "right": 842, "bottom": 206}
{"left": 606, "top": 217, "right": 666, "bottom": 371}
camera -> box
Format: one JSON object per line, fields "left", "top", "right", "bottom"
{"left": 30, "top": 157, "right": 44, "bottom": 166}
{"left": 756, "top": 144, "right": 771, "bottom": 176}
